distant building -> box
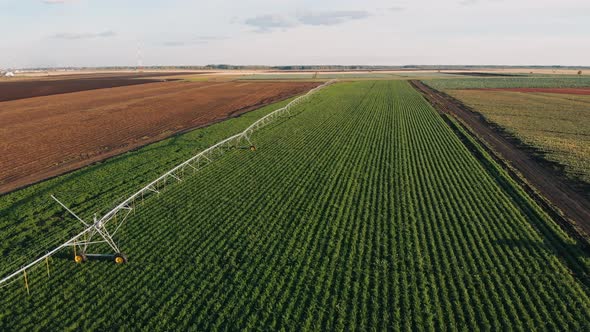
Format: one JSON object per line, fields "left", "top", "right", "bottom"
{"left": 4, "top": 71, "right": 15, "bottom": 77}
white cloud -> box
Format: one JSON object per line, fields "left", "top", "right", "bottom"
{"left": 42, "top": 0, "right": 74, "bottom": 4}
{"left": 162, "top": 36, "right": 228, "bottom": 47}
{"left": 52, "top": 31, "right": 116, "bottom": 40}
{"left": 244, "top": 10, "right": 371, "bottom": 32}
{"left": 295, "top": 10, "right": 371, "bottom": 26}
{"left": 244, "top": 14, "right": 297, "bottom": 32}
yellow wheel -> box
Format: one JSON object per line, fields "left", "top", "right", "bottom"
{"left": 74, "top": 254, "right": 86, "bottom": 263}
{"left": 114, "top": 253, "right": 128, "bottom": 264}
{"left": 250, "top": 145, "right": 256, "bottom": 152}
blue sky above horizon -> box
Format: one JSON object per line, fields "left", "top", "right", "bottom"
{"left": 0, "top": 0, "right": 588, "bottom": 68}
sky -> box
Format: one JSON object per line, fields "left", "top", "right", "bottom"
{"left": 0, "top": 0, "right": 588, "bottom": 68}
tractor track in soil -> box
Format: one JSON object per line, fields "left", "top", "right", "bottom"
{"left": 411, "top": 80, "right": 590, "bottom": 242}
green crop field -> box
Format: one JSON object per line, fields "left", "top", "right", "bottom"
{"left": 1, "top": 81, "right": 590, "bottom": 330}
{"left": 447, "top": 89, "right": 590, "bottom": 187}
{"left": 0, "top": 97, "right": 295, "bottom": 279}
{"left": 425, "top": 76, "right": 590, "bottom": 90}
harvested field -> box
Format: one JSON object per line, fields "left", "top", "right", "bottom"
{"left": 447, "top": 89, "right": 590, "bottom": 185}
{"left": 425, "top": 76, "right": 590, "bottom": 90}
{"left": 0, "top": 72, "right": 197, "bottom": 102}
{"left": 445, "top": 72, "right": 524, "bottom": 77}
{"left": 0, "top": 80, "right": 319, "bottom": 193}
{"left": 472, "top": 87, "right": 590, "bottom": 95}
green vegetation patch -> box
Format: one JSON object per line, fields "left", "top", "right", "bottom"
{"left": 425, "top": 76, "right": 590, "bottom": 90}
{"left": 0, "top": 81, "right": 589, "bottom": 330}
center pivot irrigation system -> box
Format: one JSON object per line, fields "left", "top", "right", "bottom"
{"left": 0, "top": 80, "right": 336, "bottom": 291}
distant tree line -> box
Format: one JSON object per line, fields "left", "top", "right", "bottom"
{"left": 15, "top": 65, "right": 590, "bottom": 72}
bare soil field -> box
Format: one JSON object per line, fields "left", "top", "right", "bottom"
{"left": 0, "top": 80, "right": 319, "bottom": 193}
{"left": 473, "top": 87, "right": 590, "bottom": 95}
{"left": 412, "top": 80, "right": 590, "bottom": 238}
{"left": 0, "top": 72, "right": 198, "bottom": 102}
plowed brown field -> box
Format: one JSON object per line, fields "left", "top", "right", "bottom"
{"left": 0, "top": 80, "right": 319, "bottom": 193}
{"left": 0, "top": 72, "right": 197, "bottom": 102}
